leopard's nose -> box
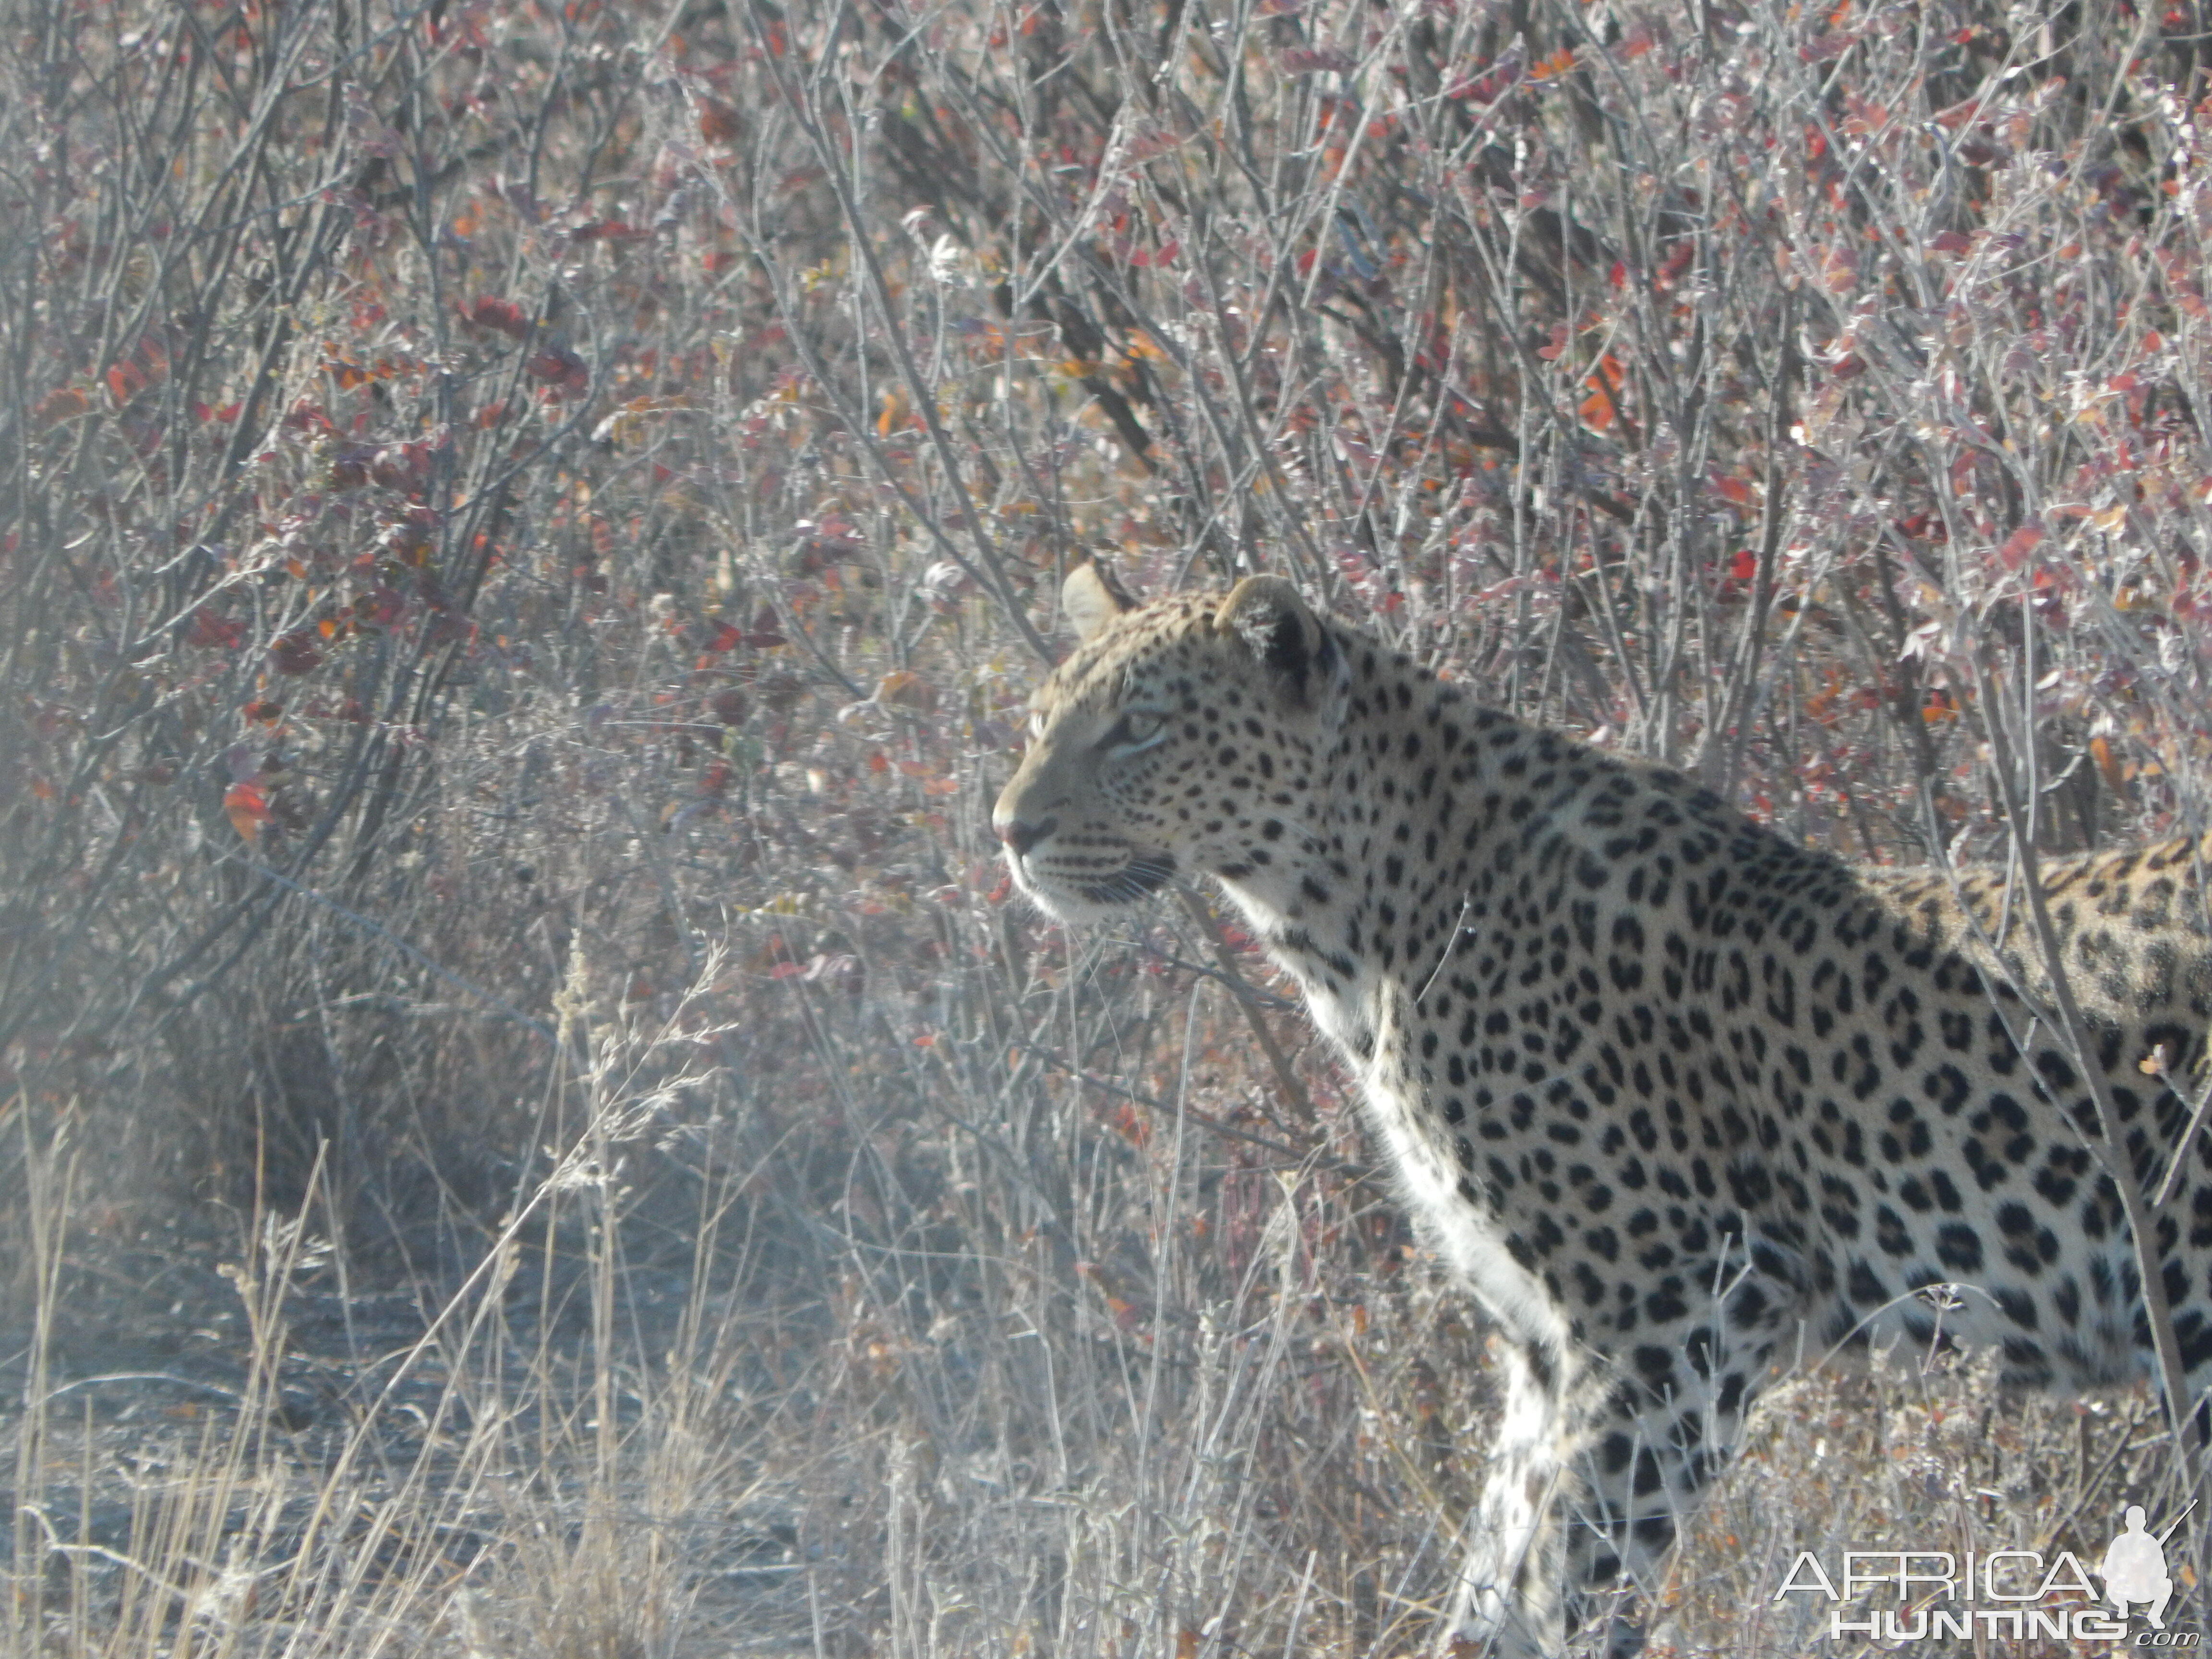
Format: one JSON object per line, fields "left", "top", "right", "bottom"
{"left": 996, "top": 815, "right": 1056, "bottom": 858}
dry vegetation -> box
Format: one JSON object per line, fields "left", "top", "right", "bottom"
{"left": 5, "top": 0, "right": 2212, "bottom": 1650}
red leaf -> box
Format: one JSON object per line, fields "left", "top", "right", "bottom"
{"left": 745, "top": 606, "right": 786, "bottom": 647}
{"left": 523, "top": 346, "right": 589, "bottom": 395}
{"left": 271, "top": 632, "right": 323, "bottom": 674}
{"left": 353, "top": 587, "right": 405, "bottom": 629}
{"left": 371, "top": 443, "right": 429, "bottom": 492}
{"left": 283, "top": 398, "right": 334, "bottom": 434}
{"left": 185, "top": 608, "right": 244, "bottom": 649}
{"left": 1997, "top": 525, "right": 2044, "bottom": 569}
{"left": 224, "top": 781, "right": 273, "bottom": 842}
{"left": 461, "top": 296, "right": 532, "bottom": 340}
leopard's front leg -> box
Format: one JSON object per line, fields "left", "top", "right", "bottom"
{"left": 1440, "top": 1342, "right": 1571, "bottom": 1659}
{"left": 1444, "top": 1315, "right": 1782, "bottom": 1657}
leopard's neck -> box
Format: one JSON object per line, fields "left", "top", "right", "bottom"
{"left": 1214, "top": 635, "right": 1541, "bottom": 1068}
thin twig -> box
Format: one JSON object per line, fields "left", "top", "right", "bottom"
{"left": 1176, "top": 885, "right": 1315, "bottom": 1122}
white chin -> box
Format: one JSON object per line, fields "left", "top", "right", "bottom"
{"left": 1007, "top": 864, "right": 1152, "bottom": 925}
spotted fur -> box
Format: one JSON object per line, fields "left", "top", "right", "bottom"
{"left": 994, "top": 569, "right": 2212, "bottom": 1656}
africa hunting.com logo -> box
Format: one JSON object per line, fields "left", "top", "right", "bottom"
{"left": 1772, "top": 1503, "right": 2202, "bottom": 1644}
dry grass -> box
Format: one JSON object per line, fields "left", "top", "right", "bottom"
{"left": 0, "top": 972, "right": 2195, "bottom": 1656}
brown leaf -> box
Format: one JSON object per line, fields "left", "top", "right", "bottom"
{"left": 271, "top": 633, "right": 323, "bottom": 674}
{"left": 697, "top": 97, "right": 741, "bottom": 144}
{"left": 32, "top": 387, "right": 90, "bottom": 427}
{"left": 876, "top": 670, "right": 938, "bottom": 712}
{"left": 2092, "top": 736, "right": 2128, "bottom": 794}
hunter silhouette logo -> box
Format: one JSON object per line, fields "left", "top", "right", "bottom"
{"left": 2101, "top": 1505, "right": 2176, "bottom": 1630}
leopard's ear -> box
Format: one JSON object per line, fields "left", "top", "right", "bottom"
{"left": 1062, "top": 560, "right": 1140, "bottom": 642}
{"left": 1214, "top": 575, "right": 1331, "bottom": 709}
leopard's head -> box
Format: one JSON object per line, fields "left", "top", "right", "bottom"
{"left": 992, "top": 564, "right": 1346, "bottom": 924}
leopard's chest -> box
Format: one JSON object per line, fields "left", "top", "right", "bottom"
{"left": 1310, "top": 967, "right": 1574, "bottom": 1352}
{"left": 1226, "top": 872, "right": 1576, "bottom": 1351}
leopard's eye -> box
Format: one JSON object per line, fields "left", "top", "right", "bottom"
{"left": 1028, "top": 709, "right": 1048, "bottom": 741}
{"left": 1103, "top": 709, "right": 1169, "bottom": 754}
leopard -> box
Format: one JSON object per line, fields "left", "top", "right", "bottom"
{"left": 992, "top": 563, "right": 2212, "bottom": 1656}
